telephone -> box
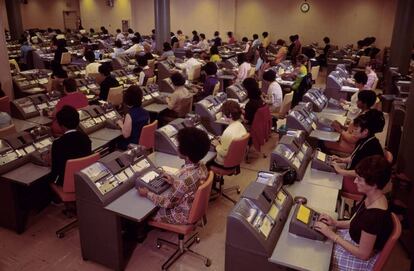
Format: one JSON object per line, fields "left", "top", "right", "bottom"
{"left": 289, "top": 204, "right": 326, "bottom": 241}
{"left": 11, "top": 97, "right": 40, "bottom": 119}
{"left": 286, "top": 110, "right": 314, "bottom": 134}
{"left": 311, "top": 150, "right": 335, "bottom": 172}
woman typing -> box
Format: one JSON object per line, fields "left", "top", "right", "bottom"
{"left": 138, "top": 127, "right": 210, "bottom": 224}
{"left": 315, "top": 155, "right": 393, "bottom": 270}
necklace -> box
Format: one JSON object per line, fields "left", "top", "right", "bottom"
{"left": 365, "top": 194, "right": 384, "bottom": 208}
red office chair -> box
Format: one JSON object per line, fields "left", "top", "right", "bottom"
{"left": 148, "top": 171, "right": 214, "bottom": 270}
{"left": 138, "top": 120, "right": 158, "bottom": 152}
{"left": 50, "top": 153, "right": 100, "bottom": 238}
{"left": 0, "top": 96, "right": 11, "bottom": 114}
{"left": 250, "top": 105, "right": 272, "bottom": 158}
{"left": 339, "top": 150, "right": 394, "bottom": 219}
{"left": 373, "top": 213, "right": 402, "bottom": 271}
{"left": 210, "top": 133, "right": 250, "bottom": 204}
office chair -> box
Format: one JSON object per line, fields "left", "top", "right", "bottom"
{"left": 138, "top": 120, "right": 158, "bottom": 152}
{"left": 176, "top": 95, "right": 193, "bottom": 118}
{"left": 339, "top": 150, "right": 393, "bottom": 219}
{"left": 272, "top": 91, "right": 293, "bottom": 119}
{"left": 310, "top": 65, "right": 320, "bottom": 84}
{"left": 372, "top": 213, "right": 401, "bottom": 271}
{"left": 248, "top": 67, "right": 256, "bottom": 78}
{"left": 60, "top": 52, "right": 72, "bottom": 65}
{"left": 107, "top": 86, "right": 124, "bottom": 107}
{"left": 0, "top": 96, "right": 11, "bottom": 114}
{"left": 210, "top": 133, "right": 250, "bottom": 204}
{"left": 9, "top": 59, "right": 20, "bottom": 74}
{"left": 148, "top": 171, "right": 214, "bottom": 270}
{"left": 146, "top": 75, "right": 157, "bottom": 86}
{"left": 292, "top": 73, "right": 312, "bottom": 107}
{"left": 212, "top": 82, "right": 221, "bottom": 96}
{"left": 188, "top": 64, "right": 202, "bottom": 81}
{"left": 50, "top": 153, "right": 100, "bottom": 238}
{"left": 0, "top": 124, "right": 16, "bottom": 138}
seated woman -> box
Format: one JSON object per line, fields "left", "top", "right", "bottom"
{"left": 194, "top": 62, "right": 218, "bottom": 102}
{"left": 98, "top": 63, "right": 120, "bottom": 101}
{"left": 159, "top": 73, "right": 191, "bottom": 124}
{"left": 235, "top": 53, "right": 251, "bottom": 83}
{"left": 364, "top": 64, "right": 378, "bottom": 90}
{"left": 325, "top": 90, "right": 377, "bottom": 155}
{"left": 243, "top": 78, "right": 265, "bottom": 126}
{"left": 211, "top": 101, "right": 247, "bottom": 166}
{"left": 50, "top": 78, "right": 89, "bottom": 136}
{"left": 112, "top": 39, "right": 125, "bottom": 58}
{"left": 135, "top": 55, "right": 155, "bottom": 86}
{"left": 209, "top": 45, "right": 222, "bottom": 63}
{"left": 315, "top": 155, "right": 393, "bottom": 271}
{"left": 158, "top": 42, "right": 174, "bottom": 61}
{"left": 331, "top": 109, "right": 385, "bottom": 193}
{"left": 262, "top": 70, "right": 283, "bottom": 113}
{"left": 50, "top": 105, "right": 92, "bottom": 186}
{"left": 283, "top": 54, "right": 308, "bottom": 92}
{"left": 116, "top": 86, "right": 150, "bottom": 150}
{"left": 84, "top": 50, "right": 101, "bottom": 77}
{"left": 274, "top": 39, "right": 288, "bottom": 64}
{"left": 138, "top": 127, "right": 210, "bottom": 224}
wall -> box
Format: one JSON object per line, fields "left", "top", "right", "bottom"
{"left": 79, "top": 0, "right": 132, "bottom": 34}
{"left": 130, "top": 0, "right": 236, "bottom": 39}
{"left": 20, "top": 0, "right": 80, "bottom": 30}
{"left": 235, "top": 0, "right": 397, "bottom": 48}
{"left": 0, "top": 0, "right": 9, "bottom": 31}
{"left": 1, "top": 0, "right": 398, "bottom": 47}
{"left": 131, "top": 0, "right": 154, "bottom": 35}
{"left": 0, "top": 8, "right": 13, "bottom": 98}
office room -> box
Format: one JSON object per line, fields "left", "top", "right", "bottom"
{"left": 0, "top": 0, "right": 413, "bottom": 270}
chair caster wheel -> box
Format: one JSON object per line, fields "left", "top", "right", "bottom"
{"left": 195, "top": 237, "right": 201, "bottom": 243}
{"left": 237, "top": 188, "right": 241, "bottom": 194}
{"left": 57, "top": 233, "right": 65, "bottom": 238}
{"left": 205, "top": 258, "right": 212, "bottom": 267}
{"left": 156, "top": 243, "right": 162, "bottom": 249}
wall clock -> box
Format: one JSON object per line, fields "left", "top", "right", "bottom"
{"left": 301, "top": 2, "right": 310, "bottom": 13}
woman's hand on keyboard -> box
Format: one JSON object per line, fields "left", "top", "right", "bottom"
{"left": 138, "top": 187, "right": 149, "bottom": 197}
{"left": 162, "top": 173, "right": 174, "bottom": 184}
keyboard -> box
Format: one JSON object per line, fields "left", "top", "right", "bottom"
{"left": 135, "top": 170, "right": 171, "bottom": 194}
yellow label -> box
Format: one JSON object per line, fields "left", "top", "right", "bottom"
{"left": 317, "top": 151, "right": 326, "bottom": 161}
{"left": 275, "top": 191, "right": 286, "bottom": 206}
{"left": 311, "top": 122, "right": 317, "bottom": 130}
{"left": 260, "top": 217, "right": 272, "bottom": 238}
{"left": 268, "top": 204, "right": 280, "bottom": 220}
{"left": 297, "top": 205, "right": 311, "bottom": 224}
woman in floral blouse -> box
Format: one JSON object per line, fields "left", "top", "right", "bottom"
{"left": 138, "top": 127, "right": 211, "bottom": 224}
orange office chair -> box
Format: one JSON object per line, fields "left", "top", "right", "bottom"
{"left": 50, "top": 153, "right": 100, "bottom": 238}
{"left": 107, "top": 86, "right": 124, "bottom": 107}
{"left": 209, "top": 133, "right": 250, "bottom": 204}
{"left": 60, "top": 52, "right": 72, "bottom": 65}
{"left": 138, "top": 120, "right": 158, "bottom": 152}
{"left": 0, "top": 96, "right": 10, "bottom": 114}
{"left": 272, "top": 91, "right": 293, "bottom": 119}
{"left": 148, "top": 171, "right": 214, "bottom": 270}
{"left": 339, "top": 150, "right": 394, "bottom": 219}
{"left": 0, "top": 124, "right": 16, "bottom": 138}
{"left": 372, "top": 213, "right": 402, "bottom": 271}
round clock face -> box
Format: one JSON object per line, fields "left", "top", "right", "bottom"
{"left": 301, "top": 3, "right": 310, "bottom": 13}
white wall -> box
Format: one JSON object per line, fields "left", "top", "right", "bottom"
{"left": 79, "top": 0, "right": 132, "bottom": 34}
{"left": 20, "top": 0, "right": 80, "bottom": 30}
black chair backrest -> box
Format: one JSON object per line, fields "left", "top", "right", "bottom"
{"left": 292, "top": 73, "right": 313, "bottom": 107}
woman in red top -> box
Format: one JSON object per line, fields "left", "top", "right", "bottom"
{"left": 51, "top": 78, "right": 88, "bottom": 136}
